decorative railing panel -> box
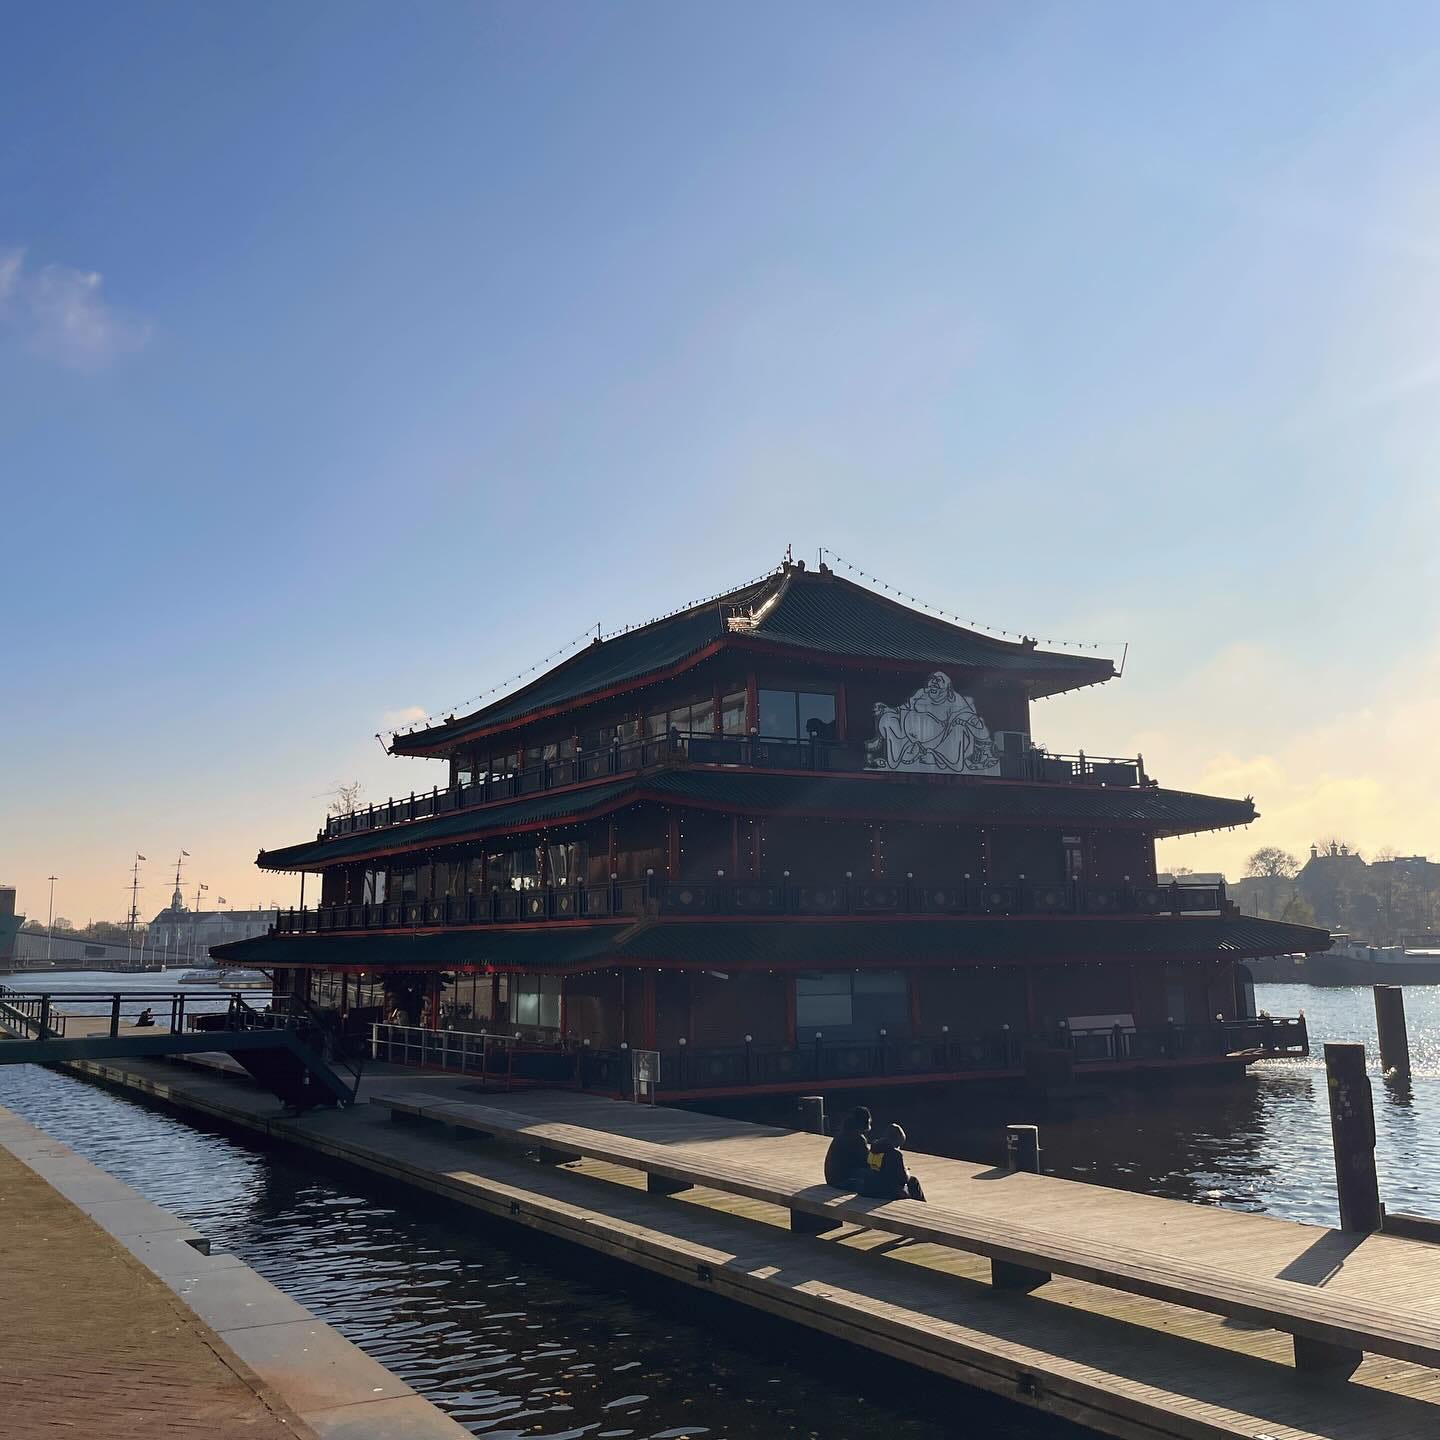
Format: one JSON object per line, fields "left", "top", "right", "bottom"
{"left": 319, "top": 733, "right": 1151, "bottom": 843}
{"left": 275, "top": 878, "right": 1230, "bottom": 936}
{"left": 362, "top": 1015, "right": 1307, "bottom": 1091}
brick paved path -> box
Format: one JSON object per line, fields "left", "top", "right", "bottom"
{"left": 0, "top": 1145, "right": 312, "bottom": 1438}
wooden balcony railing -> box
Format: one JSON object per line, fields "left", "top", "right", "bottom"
{"left": 273, "top": 878, "right": 1231, "bottom": 937}
{"left": 359, "top": 1015, "right": 1309, "bottom": 1092}
{"left": 321, "top": 733, "right": 1151, "bottom": 842}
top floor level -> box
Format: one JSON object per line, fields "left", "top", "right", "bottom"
{"left": 388, "top": 562, "right": 1117, "bottom": 766}
{"left": 324, "top": 727, "right": 1151, "bottom": 844}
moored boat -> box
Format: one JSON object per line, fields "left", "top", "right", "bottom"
{"left": 179, "top": 967, "right": 270, "bottom": 989}
{"left": 1247, "top": 934, "right": 1440, "bottom": 985}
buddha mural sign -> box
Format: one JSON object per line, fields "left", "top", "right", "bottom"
{"left": 865, "top": 671, "right": 1001, "bottom": 775}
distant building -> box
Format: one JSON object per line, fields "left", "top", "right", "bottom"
{"left": 1291, "top": 843, "right": 1440, "bottom": 943}
{"left": 0, "top": 887, "right": 22, "bottom": 964}
{"left": 148, "top": 880, "right": 276, "bottom": 966}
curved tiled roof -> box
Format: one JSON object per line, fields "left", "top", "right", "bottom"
{"left": 752, "top": 575, "right": 1109, "bottom": 675}
{"left": 392, "top": 568, "right": 1115, "bottom": 754}
{"left": 258, "top": 768, "right": 1255, "bottom": 871}
{"left": 216, "top": 913, "right": 1327, "bottom": 970}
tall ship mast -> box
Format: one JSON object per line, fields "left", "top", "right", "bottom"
{"left": 218, "top": 559, "right": 1325, "bottom": 1096}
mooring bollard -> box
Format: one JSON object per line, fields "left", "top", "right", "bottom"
{"left": 1005, "top": 1123, "right": 1041, "bottom": 1174}
{"left": 797, "top": 1095, "right": 826, "bottom": 1135}
{"left": 1373, "top": 985, "right": 1411, "bottom": 1082}
{"left": 1323, "top": 1042, "right": 1382, "bottom": 1233}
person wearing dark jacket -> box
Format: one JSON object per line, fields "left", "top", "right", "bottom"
{"left": 823, "top": 1105, "right": 872, "bottom": 1188}
{"left": 858, "top": 1122, "right": 926, "bottom": 1202}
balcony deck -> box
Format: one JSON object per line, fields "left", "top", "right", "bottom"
{"left": 322, "top": 733, "right": 1149, "bottom": 845}
{"left": 275, "top": 876, "right": 1232, "bottom": 937}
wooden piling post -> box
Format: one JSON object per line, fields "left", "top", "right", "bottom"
{"left": 1373, "top": 985, "right": 1411, "bottom": 1082}
{"left": 1323, "top": 1042, "right": 1382, "bottom": 1233}
{"left": 797, "top": 1095, "right": 825, "bottom": 1135}
{"left": 1006, "top": 1124, "right": 1041, "bottom": 1174}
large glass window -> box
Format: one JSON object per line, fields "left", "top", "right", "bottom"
{"left": 362, "top": 869, "right": 387, "bottom": 904}
{"left": 485, "top": 847, "right": 539, "bottom": 891}
{"left": 797, "top": 692, "right": 837, "bottom": 741}
{"left": 547, "top": 841, "right": 587, "bottom": 885}
{"left": 758, "top": 689, "right": 798, "bottom": 740}
{"left": 487, "top": 750, "right": 521, "bottom": 781}
{"left": 721, "top": 691, "right": 747, "bottom": 735}
{"left": 758, "top": 690, "right": 836, "bottom": 741}
{"left": 795, "top": 972, "right": 852, "bottom": 1029}
{"left": 795, "top": 970, "right": 908, "bottom": 1035}
{"left": 513, "top": 975, "right": 563, "bottom": 1031}
{"left": 645, "top": 697, "right": 715, "bottom": 739}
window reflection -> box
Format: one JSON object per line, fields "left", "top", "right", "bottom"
{"left": 758, "top": 689, "right": 836, "bottom": 741}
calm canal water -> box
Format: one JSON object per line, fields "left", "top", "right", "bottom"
{"left": 3, "top": 973, "right": 1438, "bottom": 1437}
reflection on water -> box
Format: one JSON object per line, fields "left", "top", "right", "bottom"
{"left": 0, "top": 974, "right": 1079, "bottom": 1440}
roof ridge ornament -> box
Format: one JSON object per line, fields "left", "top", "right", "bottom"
{"left": 727, "top": 570, "right": 790, "bottom": 632}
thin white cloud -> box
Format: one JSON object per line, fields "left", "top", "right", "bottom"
{"left": 381, "top": 705, "right": 428, "bottom": 731}
{"left": 0, "top": 246, "right": 151, "bottom": 370}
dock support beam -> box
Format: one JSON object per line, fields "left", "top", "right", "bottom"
{"left": 1324, "top": 1042, "right": 1382, "bottom": 1234}
{"left": 1005, "top": 1124, "right": 1041, "bottom": 1174}
{"left": 1373, "top": 985, "right": 1411, "bottom": 1083}
{"left": 790, "top": 1208, "right": 844, "bottom": 1236}
{"left": 991, "top": 1258, "right": 1050, "bottom": 1294}
{"left": 1292, "top": 1334, "right": 1363, "bottom": 1379}
{"left": 797, "top": 1096, "right": 825, "bottom": 1135}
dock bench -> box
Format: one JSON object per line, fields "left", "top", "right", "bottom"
{"left": 372, "top": 1091, "right": 1440, "bottom": 1380}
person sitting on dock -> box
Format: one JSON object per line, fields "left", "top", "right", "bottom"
{"left": 859, "top": 1123, "right": 926, "bottom": 1202}
{"left": 824, "top": 1105, "right": 873, "bottom": 1187}
{"left": 133, "top": 1007, "right": 156, "bottom": 1028}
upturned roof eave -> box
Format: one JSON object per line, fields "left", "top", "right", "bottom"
{"left": 213, "top": 912, "right": 1329, "bottom": 970}
{"left": 253, "top": 771, "right": 1254, "bottom": 873}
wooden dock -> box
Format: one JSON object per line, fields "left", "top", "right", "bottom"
{"left": 51, "top": 1053, "right": 1440, "bottom": 1440}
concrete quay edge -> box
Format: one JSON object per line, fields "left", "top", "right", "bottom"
{"left": 0, "top": 1102, "right": 472, "bottom": 1440}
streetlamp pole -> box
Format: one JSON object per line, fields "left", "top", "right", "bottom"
{"left": 46, "top": 875, "right": 58, "bottom": 961}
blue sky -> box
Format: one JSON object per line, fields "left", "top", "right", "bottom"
{"left": 5, "top": 2, "right": 1440, "bottom": 921}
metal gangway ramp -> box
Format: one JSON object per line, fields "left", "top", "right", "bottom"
{"left": 0, "top": 987, "right": 358, "bottom": 1109}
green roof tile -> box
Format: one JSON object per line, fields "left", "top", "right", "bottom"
{"left": 215, "top": 914, "right": 1327, "bottom": 970}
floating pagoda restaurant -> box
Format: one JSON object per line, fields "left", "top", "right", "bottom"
{"left": 219, "top": 560, "right": 1322, "bottom": 1098}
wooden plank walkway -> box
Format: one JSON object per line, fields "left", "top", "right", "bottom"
{"left": 366, "top": 1081, "right": 1440, "bottom": 1435}
{"left": 367, "top": 1090, "right": 1440, "bottom": 1375}
{"left": 55, "top": 1055, "right": 1440, "bottom": 1440}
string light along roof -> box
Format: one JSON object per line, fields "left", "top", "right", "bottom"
{"left": 391, "top": 564, "right": 1116, "bottom": 756}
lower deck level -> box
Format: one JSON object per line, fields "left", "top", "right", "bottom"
{"left": 271, "top": 951, "right": 1308, "bottom": 1098}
